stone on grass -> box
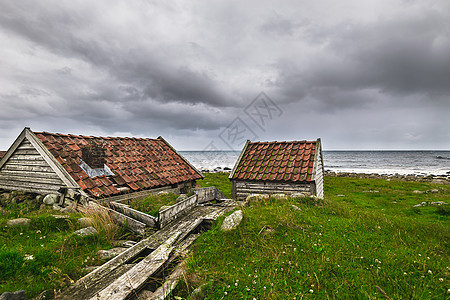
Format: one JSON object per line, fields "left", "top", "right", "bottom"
{"left": 43, "top": 194, "right": 59, "bottom": 205}
{"left": 35, "top": 195, "right": 44, "bottom": 204}
{"left": 244, "top": 194, "right": 269, "bottom": 205}
{"left": 221, "top": 210, "right": 243, "bottom": 231}
{"left": 0, "top": 290, "right": 27, "bottom": 300}
{"left": 291, "top": 193, "right": 306, "bottom": 198}
{"left": 77, "top": 217, "right": 93, "bottom": 227}
{"left": 7, "top": 218, "right": 30, "bottom": 227}
{"left": 74, "top": 226, "right": 97, "bottom": 237}
{"left": 97, "top": 247, "right": 127, "bottom": 260}
{"left": 412, "top": 190, "right": 423, "bottom": 194}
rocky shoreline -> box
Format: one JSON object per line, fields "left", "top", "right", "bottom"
{"left": 324, "top": 170, "right": 450, "bottom": 185}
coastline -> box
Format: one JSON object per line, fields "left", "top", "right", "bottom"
{"left": 198, "top": 168, "right": 450, "bottom": 185}
{"left": 324, "top": 170, "right": 450, "bottom": 185}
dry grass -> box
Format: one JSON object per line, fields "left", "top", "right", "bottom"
{"left": 78, "top": 202, "right": 121, "bottom": 242}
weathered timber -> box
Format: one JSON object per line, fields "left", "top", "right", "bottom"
{"left": 1, "top": 164, "right": 55, "bottom": 173}
{"left": 103, "top": 205, "right": 146, "bottom": 235}
{"left": 101, "top": 186, "right": 179, "bottom": 203}
{"left": 0, "top": 170, "right": 62, "bottom": 181}
{"left": 215, "top": 188, "right": 227, "bottom": 200}
{"left": 232, "top": 180, "right": 314, "bottom": 200}
{"left": 158, "top": 194, "right": 197, "bottom": 228}
{"left": 59, "top": 204, "right": 235, "bottom": 299}
{"left": 0, "top": 180, "right": 62, "bottom": 194}
{"left": 91, "top": 232, "right": 181, "bottom": 300}
{"left": 148, "top": 261, "right": 185, "bottom": 300}
{"left": 110, "top": 202, "right": 157, "bottom": 228}
{"left": 197, "top": 187, "right": 216, "bottom": 204}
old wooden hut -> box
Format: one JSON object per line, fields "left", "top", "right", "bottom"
{"left": 0, "top": 128, "right": 203, "bottom": 199}
{"left": 229, "top": 139, "right": 324, "bottom": 200}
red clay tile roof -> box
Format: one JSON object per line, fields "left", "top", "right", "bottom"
{"left": 231, "top": 140, "right": 318, "bottom": 182}
{"left": 34, "top": 132, "right": 203, "bottom": 198}
{"left": 0, "top": 151, "right": 6, "bottom": 160}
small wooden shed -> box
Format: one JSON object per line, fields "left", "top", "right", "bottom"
{"left": 229, "top": 139, "right": 324, "bottom": 200}
{"left": 0, "top": 128, "right": 203, "bottom": 199}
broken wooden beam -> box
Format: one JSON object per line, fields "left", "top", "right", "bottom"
{"left": 110, "top": 202, "right": 157, "bottom": 228}
{"left": 91, "top": 232, "right": 181, "bottom": 300}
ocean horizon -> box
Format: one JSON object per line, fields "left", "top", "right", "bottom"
{"left": 180, "top": 150, "right": 450, "bottom": 177}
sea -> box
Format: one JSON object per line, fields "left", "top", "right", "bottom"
{"left": 180, "top": 150, "right": 450, "bottom": 177}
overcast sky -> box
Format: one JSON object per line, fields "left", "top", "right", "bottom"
{"left": 0, "top": 0, "right": 449, "bottom": 151}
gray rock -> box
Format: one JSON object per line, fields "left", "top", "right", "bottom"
{"left": 291, "top": 193, "right": 306, "bottom": 198}
{"left": 74, "top": 226, "right": 97, "bottom": 237}
{"left": 431, "top": 201, "right": 447, "bottom": 206}
{"left": 429, "top": 189, "right": 439, "bottom": 193}
{"left": 77, "top": 217, "right": 93, "bottom": 227}
{"left": 413, "top": 202, "right": 427, "bottom": 207}
{"left": 221, "top": 210, "right": 243, "bottom": 231}
{"left": 52, "top": 204, "right": 62, "bottom": 211}
{"left": 0, "top": 290, "right": 27, "bottom": 300}
{"left": 272, "top": 193, "right": 288, "bottom": 199}
{"left": 64, "top": 199, "right": 74, "bottom": 208}
{"left": 35, "top": 195, "right": 44, "bottom": 204}
{"left": 412, "top": 190, "right": 423, "bottom": 194}
{"left": 97, "top": 247, "right": 127, "bottom": 260}
{"left": 43, "top": 194, "right": 60, "bottom": 205}
{"left": 245, "top": 194, "right": 269, "bottom": 205}
{"left": 7, "top": 218, "right": 31, "bottom": 227}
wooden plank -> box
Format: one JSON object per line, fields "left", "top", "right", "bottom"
{"left": 101, "top": 186, "right": 177, "bottom": 203}
{"left": 0, "top": 174, "right": 63, "bottom": 185}
{"left": 149, "top": 261, "right": 185, "bottom": 300}
{"left": 0, "top": 169, "right": 61, "bottom": 179}
{"left": 1, "top": 164, "right": 54, "bottom": 173}
{"left": 158, "top": 195, "right": 198, "bottom": 228}
{"left": 92, "top": 232, "right": 181, "bottom": 300}
{"left": 110, "top": 202, "right": 157, "bottom": 228}
{"left": 196, "top": 187, "right": 216, "bottom": 204}
{"left": 0, "top": 184, "right": 58, "bottom": 195}
{"left": 6, "top": 161, "right": 50, "bottom": 168}
{"left": 0, "top": 179, "right": 62, "bottom": 190}
{"left": 14, "top": 149, "right": 41, "bottom": 156}
{"left": 104, "top": 206, "right": 146, "bottom": 235}
{"left": 8, "top": 155, "right": 46, "bottom": 162}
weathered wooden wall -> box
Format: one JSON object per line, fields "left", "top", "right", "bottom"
{"left": 158, "top": 194, "right": 198, "bottom": 228}
{"left": 0, "top": 138, "right": 64, "bottom": 194}
{"left": 314, "top": 147, "right": 324, "bottom": 199}
{"left": 197, "top": 187, "right": 216, "bottom": 204}
{"left": 232, "top": 180, "right": 314, "bottom": 201}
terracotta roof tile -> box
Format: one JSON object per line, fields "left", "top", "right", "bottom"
{"left": 34, "top": 131, "right": 202, "bottom": 198}
{"left": 231, "top": 140, "right": 318, "bottom": 183}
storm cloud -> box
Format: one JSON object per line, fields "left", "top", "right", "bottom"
{"left": 0, "top": 0, "right": 449, "bottom": 150}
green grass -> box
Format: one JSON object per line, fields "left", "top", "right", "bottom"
{"left": 127, "top": 192, "right": 180, "bottom": 217}
{"left": 179, "top": 174, "right": 449, "bottom": 299}
{"left": 197, "top": 172, "right": 232, "bottom": 198}
{"left": 0, "top": 195, "right": 130, "bottom": 298}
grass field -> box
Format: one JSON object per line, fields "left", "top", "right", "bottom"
{"left": 178, "top": 173, "right": 449, "bottom": 299}
{"left": 0, "top": 198, "right": 131, "bottom": 298}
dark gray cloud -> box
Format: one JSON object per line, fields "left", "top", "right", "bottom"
{"left": 0, "top": 0, "right": 449, "bottom": 150}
